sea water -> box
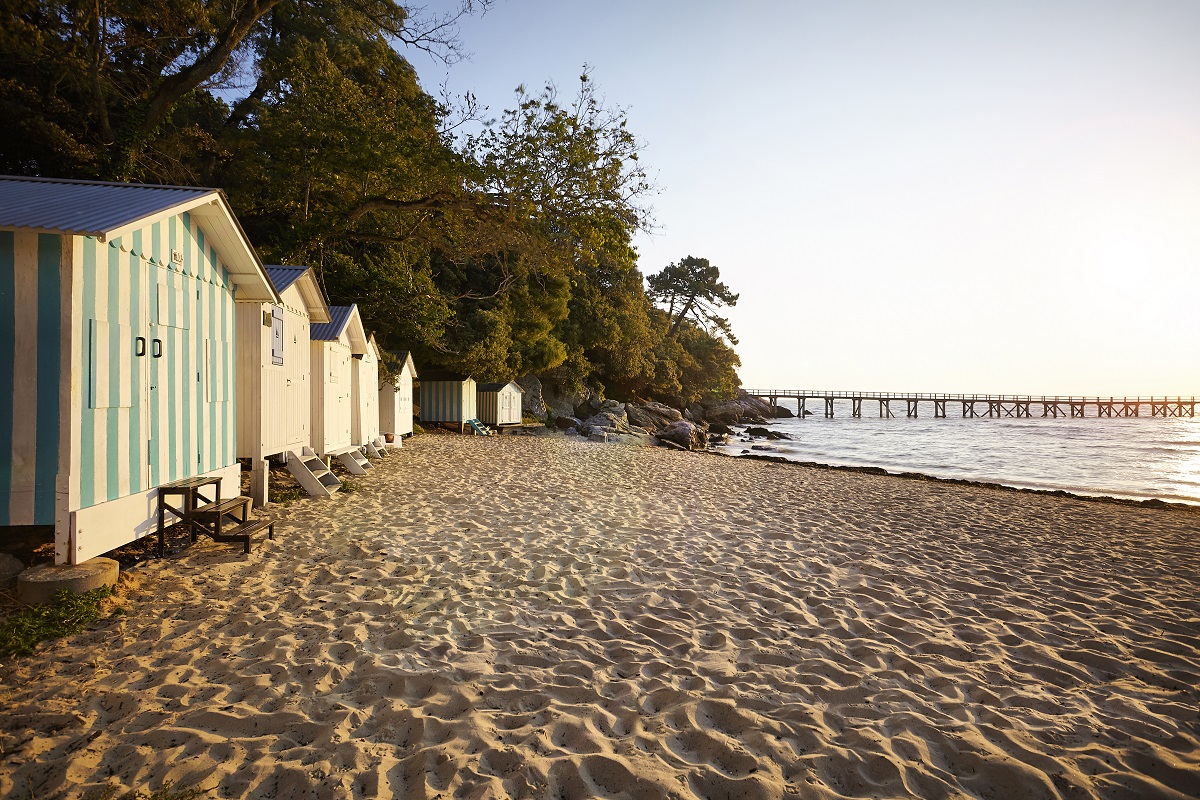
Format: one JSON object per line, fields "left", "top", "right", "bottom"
{"left": 715, "top": 409, "right": 1200, "bottom": 505}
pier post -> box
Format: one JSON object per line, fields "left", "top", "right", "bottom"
{"left": 934, "top": 400, "right": 945, "bottom": 418}
{"left": 825, "top": 397, "right": 834, "bottom": 418}
{"left": 907, "top": 400, "right": 918, "bottom": 418}
{"left": 852, "top": 398, "right": 862, "bottom": 418}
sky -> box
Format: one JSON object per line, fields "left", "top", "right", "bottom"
{"left": 413, "top": 1, "right": 1200, "bottom": 395}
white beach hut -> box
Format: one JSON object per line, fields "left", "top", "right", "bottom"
{"left": 235, "top": 265, "right": 336, "bottom": 504}
{"left": 378, "top": 350, "right": 417, "bottom": 440}
{"left": 310, "top": 304, "right": 373, "bottom": 474}
{"left": 351, "top": 334, "right": 382, "bottom": 450}
{"left": 477, "top": 381, "right": 524, "bottom": 427}
{"left": 0, "top": 175, "right": 280, "bottom": 564}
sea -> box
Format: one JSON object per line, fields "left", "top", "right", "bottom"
{"left": 715, "top": 405, "right": 1200, "bottom": 505}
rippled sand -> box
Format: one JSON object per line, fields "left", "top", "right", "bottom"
{"left": 2, "top": 433, "right": 1199, "bottom": 799}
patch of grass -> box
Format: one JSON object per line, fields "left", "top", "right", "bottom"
{"left": 83, "top": 779, "right": 214, "bottom": 800}
{"left": 0, "top": 586, "right": 119, "bottom": 658}
{"left": 340, "top": 479, "right": 359, "bottom": 494}
{"left": 521, "top": 412, "right": 542, "bottom": 425}
{"left": 411, "top": 422, "right": 425, "bottom": 435}
{"left": 271, "top": 487, "right": 301, "bottom": 505}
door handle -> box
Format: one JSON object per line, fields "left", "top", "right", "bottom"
{"left": 152, "top": 339, "right": 162, "bottom": 358}
{"left": 135, "top": 337, "right": 146, "bottom": 356}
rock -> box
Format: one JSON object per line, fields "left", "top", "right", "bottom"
{"left": 0, "top": 553, "right": 24, "bottom": 587}
{"left": 656, "top": 419, "right": 707, "bottom": 450}
{"left": 658, "top": 439, "right": 688, "bottom": 451}
{"left": 587, "top": 433, "right": 607, "bottom": 443}
{"left": 708, "top": 433, "right": 729, "bottom": 444}
{"left": 743, "top": 415, "right": 768, "bottom": 425}
{"left": 603, "top": 433, "right": 656, "bottom": 447}
{"left": 516, "top": 374, "right": 547, "bottom": 420}
{"left": 751, "top": 444, "right": 776, "bottom": 451}
{"left": 580, "top": 408, "right": 630, "bottom": 435}
{"left": 771, "top": 405, "right": 795, "bottom": 418}
{"left": 765, "top": 430, "right": 792, "bottom": 440}
{"left": 685, "top": 404, "right": 704, "bottom": 421}
{"left": 600, "top": 399, "right": 623, "bottom": 411}
{"left": 707, "top": 422, "right": 731, "bottom": 435}
{"left": 555, "top": 415, "right": 583, "bottom": 430}
{"left": 18, "top": 557, "right": 119, "bottom": 606}
{"left": 745, "top": 426, "right": 770, "bottom": 437}
{"left": 541, "top": 379, "right": 597, "bottom": 421}
{"left": 626, "top": 401, "right": 683, "bottom": 433}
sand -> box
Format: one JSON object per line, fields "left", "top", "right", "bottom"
{"left": 1, "top": 433, "right": 1198, "bottom": 799}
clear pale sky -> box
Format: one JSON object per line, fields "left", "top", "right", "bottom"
{"left": 415, "top": 1, "right": 1200, "bottom": 395}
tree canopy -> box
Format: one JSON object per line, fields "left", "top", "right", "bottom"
{"left": 0, "top": 0, "right": 742, "bottom": 408}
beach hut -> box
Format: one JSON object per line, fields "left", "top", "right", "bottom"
{"left": 310, "top": 304, "right": 373, "bottom": 474}
{"left": 418, "top": 372, "right": 477, "bottom": 432}
{"left": 235, "top": 265, "right": 333, "bottom": 505}
{"left": 477, "top": 381, "right": 524, "bottom": 427}
{"left": 378, "top": 350, "right": 417, "bottom": 441}
{"left": 0, "top": 175, "right": 280, "bottom": 564}
{"left": 351, "top": 334, "right": 382, "bottom": 450}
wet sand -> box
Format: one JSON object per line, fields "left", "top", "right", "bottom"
{"left": 2, "top": 433, "right": 1198, "bottom": 799}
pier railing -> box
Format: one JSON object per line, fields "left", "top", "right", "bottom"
{"left": 741, "top": 391, "right": 1196, "bottom": 419}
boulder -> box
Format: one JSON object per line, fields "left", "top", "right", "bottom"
{"left": 626, "top": 401, "right": 683, "bottom": 433}
{"left": 657, "top": 439, "right": 688, "bottom": 451}
{"left": 580, "top": 408, "right": 630, "bottom": 435}
{"left": 516, "top": 374, "right": 547, "bottom": 420}
{"left": 765, "top": 430, "right": 792, "bottom": 440}
{"left": 771, "top": 404, "right": 795, "bottom": 418}
{"left": 655, "top": 419, "right": 707, "bottom": 450}
{"left": 707, "top": 422, "right": 731, "bottom": 435}
{"left": 555, "top": 416, "right": 583, "bottom": 430}
{"left": 603, "top": 433, "right": 656, "bottom": 447}
{"left": 542, "top": 379, "right": 597, "bottom": 421}
{"left": 0, "top": 553, "right": 24, "bottom": 587}
{"left": 745, "top": 426, "right": 770, "bottom": 437}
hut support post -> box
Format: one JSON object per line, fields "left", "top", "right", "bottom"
{"left": 249, "top": 458, "right": 269, "bottom": 508}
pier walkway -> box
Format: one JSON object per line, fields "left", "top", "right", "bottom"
{"left": 743, "top": 391, "right": 1197, "bottom": 419}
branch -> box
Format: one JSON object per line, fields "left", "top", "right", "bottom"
{"left": 137, "top": 0, "right": 281, "bottom": 139}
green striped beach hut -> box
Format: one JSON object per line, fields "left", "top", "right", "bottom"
{"left": 477, "top": 381, "right": 524, "bottom": 426}
{"left": 0, "top": 176, "right": 280, "bottom": 564}
{"left": 418, "top": 372, "right": 476, "bottom": 432}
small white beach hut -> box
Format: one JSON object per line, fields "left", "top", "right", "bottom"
{"left": 310, "top": 305, "right": 373, "bottom": 473}
{"left": 0, "top": 175, "right": 280, "bottom": 564}
{"left": 477, "top": 381, "right": 524, "bottom": 427}
{"left": 418, "top": 372, "right": 477, "bottom": 432}
{"left": 351, "top": 334, "right": 381, "bottom": 448}
{"left": 378, "top": 350, "right": 416, "bottom": 439}
{"left": 235, "top": 265, "right": 332, "bottom": 504}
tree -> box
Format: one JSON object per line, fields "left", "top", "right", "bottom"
{"left": 647, "top": 255, "right": 739, "bottom": 343}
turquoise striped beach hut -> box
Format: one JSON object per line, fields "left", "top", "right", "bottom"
{"left": 418, "top": 372, "right": 476, "bottom": 432}
{"left": 0, "top": 176, "right": 279, "bottom": 564}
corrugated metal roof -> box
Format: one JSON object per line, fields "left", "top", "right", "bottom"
{"left": 0, "top": 175, "right": 214, "bottom": 236}
{"left": 311, "top": 304, "right": 356, "bottom": 341}
{"left": 265, "top": 265, "right": 308, "bottom": 294}
{"left": 478, "top": 381, "right": 523, "bottom": 393}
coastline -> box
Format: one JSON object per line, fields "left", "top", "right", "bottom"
{"left": 2, "top": 433, "right": 1198, "bottom": 799}
{"left": 718, "top": 449, "right": 1200, "bottom": 512}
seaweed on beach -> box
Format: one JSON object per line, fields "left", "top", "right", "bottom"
{"left": 0, "top": 586, "right": 120, "bottom": 658}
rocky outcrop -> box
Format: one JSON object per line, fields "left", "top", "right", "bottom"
{"left": 626, "top": 401, "right": 683, "bottom": 433}
{"left": 655, "top": 419, "right": 707, "bottom": 450}
{"left": 516, "top": 374, "right": 547, "bottom": 420}
{"left": 555, "top": 415, "right": 583, "bottom": 430}
{"left": 541, "top": 379, "right": 598, "bottom": 423}
{"left": 771, "top": 404, "right": 795, "bottom": 418}
{"left": 690, "top": 391, "right": 774, "bottom": 425}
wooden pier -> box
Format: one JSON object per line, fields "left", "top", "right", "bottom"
{"left": 744, "top": 391, "right": 1197, "bottom": 420}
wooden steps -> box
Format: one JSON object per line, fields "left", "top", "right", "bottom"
{"left": 333, "top": 446, "right": 372, "bottom": 476}
{"left": 286, "top": 447, "right": 340, "bottom": 497}
{"left": 207, "top": 518, "right": 274, "bottom": 555}
{"left": 467, "top": 418, "right": 495, "bottom": 436}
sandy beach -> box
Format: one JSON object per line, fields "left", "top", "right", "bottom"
{"left": 2, "top": 433, "right": 1198, "bottom": 799}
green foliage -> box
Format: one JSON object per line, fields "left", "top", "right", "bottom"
{"left": 647, "top": 255, "right": 740, "bottom": 344}
{"left": 0, "top": 3, "right": 742, "bottom": 406}
{"left": 83, "top": 779, "right": 214, "bottom": 800}
{"left": 341, "top": 479, "right": 359, "bottom": 494}
{"left": 0, "top": 586, "right": 117, "bottom": 658}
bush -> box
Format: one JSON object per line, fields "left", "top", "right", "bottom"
{"left": 0, "top": 586, "right": 120, "bottom": 658}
